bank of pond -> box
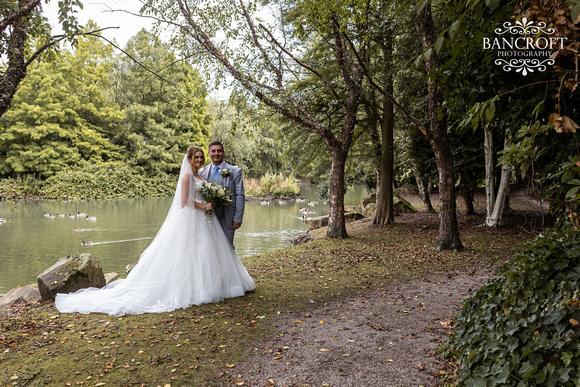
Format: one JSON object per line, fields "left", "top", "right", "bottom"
{"left": 0, "top": 184, "right": 368, "bottom": 296}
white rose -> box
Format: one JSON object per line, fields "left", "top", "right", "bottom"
{"left": 217, "top": 188, "right": 225, "bottom": 197}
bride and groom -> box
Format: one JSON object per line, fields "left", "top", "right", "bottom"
{"left": 55, "top": 141, "right": 255, "bottom": 316}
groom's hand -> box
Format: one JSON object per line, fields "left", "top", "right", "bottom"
{"left": 232, "top": 221, "right": 241, "bottom": 231}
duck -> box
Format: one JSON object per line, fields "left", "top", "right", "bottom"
{"left": 0, "top": 218, "right": 7, "bottom": 223}
{"left": 43, "top": 212, "right": 51, "bottom": 218}
{"left": 68, "top": 213, "right": 76, "bottom": 219}
{"left": 56, "top": 213, "right": 65, "bottom": 218}
{"left": 86, "top": 215, "right": 97, "bottom": 221}
{"left": 278, "top": 199, "right": 287, "bottom": 205}
{"left": 299, "top": 207, "right": 309, "bottom": 214}
{"left": 81, "top": 241, "right": 93, "bottom": 246}
{"left": 260, "top": 199, "right": 270, "bottom": 205}
{"left": 296, "top": 197, "right": 307, "bottom": 203}
{"left": 77, "top": 210, "right": 88, "bottom": 217}
{"left": 308, "top": 201, "right": 317, "bottom": 207}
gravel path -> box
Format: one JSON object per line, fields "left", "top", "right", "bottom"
{"left": 228, "top": 268, "right": 495, "bottom": 387}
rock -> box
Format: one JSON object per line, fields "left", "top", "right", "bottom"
{"left": 363, "top": 203, "right": 377, "bottom": 218}
{"left": 345, "top": 205, "right": 361, "bottom": 213}
{"left": 104, "top": 272, "right": 119, "bottom": 284}
{"left": 305, "top": 213, "right": 364, "bottom": 230}
{"left": 0, "top": 284, "right": 42, "bottom": 308}
{"left": 305, "top": 216, "right": 329, "bottom": 230}
{"left": 290, "top": 231, "right": 314, "bottom": 246}
{"left": 37, "top": 253, "right": 106, "bottom": 302}
{"left": 360, "top": 192, "right": 376, "bottom": 209}
{"left": 393, "top": 193, "right": 417, "bottom": 214}
{"left": 126, "top": 261, "right": 138, "bottom": 274}
{"left": 345, "top": 212, "right": 365, "bottom": 222}
{"left": 395, "top": 183, "right": 419, "bottom": 196}
{"left": 360, "top": 192, "right": 416, "bottom": 219}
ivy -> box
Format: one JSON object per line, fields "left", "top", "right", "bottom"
{"left": 447, "top": 227, "right": 580, "bottom": 386}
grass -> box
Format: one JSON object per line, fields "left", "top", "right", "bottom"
{"left": 0, "top": 209, "right": 539, "bottom": 386}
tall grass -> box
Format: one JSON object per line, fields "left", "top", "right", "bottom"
{"left": 245, "top": 173, "right": 300, "bottom": 197}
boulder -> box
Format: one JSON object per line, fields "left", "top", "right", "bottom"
{"left": 126, "top": 261, "right": 138, "bottom": 274}
{"left": 360, "top": 192, "right": 417, "bottom": 219}
{"left": 37, "top": 253, "right": 106, "bottom": 302}
{"left": 395, "top": 183, "right": 419, "bottom": 196}
{"left": 360, "top": 192, "right": 376, "bottom": 209}
{"left": 345, "top": 212, "right": 365, "bottom": 222}
{"left": 393, "top": 194, "right": 417, "bottom": 214}
{"left": 305, "top": 215, "right": 329, "bottom": 230}
{"left": 104, "top": 272, "right": 119, "bottom": 285}
{"left": 363, "top": 203, "right": 377, "bottom": 218}
{"left": 345, "top": 205, "right": 361, "bottom": 213}
{"left": 305, "top": 212, "right": 365, "bottom": 230}
{"left": 0, "top": 284, "right": 42, "bottom": 308}
{"left": 290, "top": 231, "right": 314, "bottom": 246}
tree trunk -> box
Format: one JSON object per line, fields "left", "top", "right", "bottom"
{"left": 373, "top": 49, "right": 395, "bottom": 225}
{"left": 0, "top": 20, "right": 28, "bottom": 117}
{"left": 413, "top": 163, "right": 435, "bottom": 212}
{"left": 462, "top": 185, "right": 475, "bottom": 215}
{"left": 416, "top": 1, "right": 463, "bottom": 251}
{"left": 484, "top": 124, "right": 495, "bottom": 224}
{"left": 327, "top": 148, "right": 348, "bottom": 238}
{"left": 485, "top": 134, "right": 512, "bottom": 227}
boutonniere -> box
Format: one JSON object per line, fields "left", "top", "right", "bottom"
{"left": 221, "top": 168, "right": 231, "bottom": 177}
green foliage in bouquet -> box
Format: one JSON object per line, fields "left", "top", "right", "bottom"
{"left": 446, "top": 227, "right": 580, "bottom": 386}
{"left": 200, "top": 182, "right": 232, "bottom": 211}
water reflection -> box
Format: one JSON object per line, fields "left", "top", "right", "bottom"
{"left": 0, "top": 184, "right": 367, "bottom": 295}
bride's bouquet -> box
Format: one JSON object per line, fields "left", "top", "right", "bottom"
{"left": 200, "top": 182, "right": 232, "bottom": 215}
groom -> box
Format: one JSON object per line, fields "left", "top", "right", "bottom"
{"left": 200, "top": 140, "right": 245, "bottom": 248}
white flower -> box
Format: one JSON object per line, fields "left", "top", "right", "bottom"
{"left": 221, "top": 168, "right": 231, "bottom": 177}
{"left": 217, "top": 188, "right": 225, "bottom": 197}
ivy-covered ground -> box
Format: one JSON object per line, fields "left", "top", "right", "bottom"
{"left": 0, "top": 194, "right": 548, "bottom": 386}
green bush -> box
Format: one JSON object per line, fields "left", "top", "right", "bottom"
{"left": 245, "top": 173, "right": 300, "bottom": 197}
{"left": 39, "top": 162, "right": 177, "bottom": 199}
{"left": 447, "top": 227, "right": 580, "bottom": 386}
{"left": 0, "top": 176, "right": 44, "bottom": 199}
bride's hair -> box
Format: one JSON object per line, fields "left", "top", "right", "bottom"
{"left": 186, "top": 145, "right": 204, "bottom": 172}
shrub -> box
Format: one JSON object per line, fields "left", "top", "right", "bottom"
{"left": 447, "top": 227, "right": 580, "bottom": 386}
{"left": 39, "top": 162, "right": 177, "bottom": 199}
{"left": 245, "top": 173, "right": 300, "bottom": 197}
{"left": 0, "top": 176, "right": 44, "bottom": 199}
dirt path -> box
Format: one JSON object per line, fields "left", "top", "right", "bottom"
{"left": 228, "top": 267, "right": 495, "bottom": 387}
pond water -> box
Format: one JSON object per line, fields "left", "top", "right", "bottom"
{"left": 0, "top": 184, "right": 368, "bottom": 296}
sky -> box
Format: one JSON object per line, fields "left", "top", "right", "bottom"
{"left": 42, "top": 0, "right": 243, "bottom": 99}
{"left": 43, "top": 0, "right": 155, "bottom": 48}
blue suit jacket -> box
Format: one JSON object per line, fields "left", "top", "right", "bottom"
{"left": 200, "top": 162, "right": 245, "bottom": 227}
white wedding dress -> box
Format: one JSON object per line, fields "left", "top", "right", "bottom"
{"left": 55, "top": 156, "right": 256, "bottom": 316}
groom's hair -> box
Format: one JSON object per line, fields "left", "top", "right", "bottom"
{"left": 208, "top": 140, "right": 224, "bottom": 151}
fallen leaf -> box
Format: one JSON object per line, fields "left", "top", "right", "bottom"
{"left": 226, "top": 364, "right": 236, "bottom": 368}
{"left": 570, "top": 318, "right": 579, "bottom": 326}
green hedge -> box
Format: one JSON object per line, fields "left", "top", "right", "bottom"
{"left": 38, "top": 162, "right": 177, "bottom": 199}
{"left": 447, "top": 227, "right": 580, "bottom": 386}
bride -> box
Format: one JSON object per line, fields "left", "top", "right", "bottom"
{"left": 55, "top": 145, "right": 256, "bottom": 316}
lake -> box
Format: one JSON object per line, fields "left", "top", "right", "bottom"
{"left": 0, "top": 184, "right": 368, "bottom": 296}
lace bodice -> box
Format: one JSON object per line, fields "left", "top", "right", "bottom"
{"left": 190, "top": 176, "right": 206, "bottom": 203}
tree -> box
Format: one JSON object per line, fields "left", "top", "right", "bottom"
{"left": 0, "top": 0, "right": 83, "bottom": 116}
{"left": 415, "top": 1, "right": 463, "bottom": 250}
{"left": 145, "top": 0, "right": 367, "bottom": 238}
{"left": 113, "top": 29, "right": 210, "bottom": 175}
{"left": 0, "top": 29, "right": 124, "bottom": 178}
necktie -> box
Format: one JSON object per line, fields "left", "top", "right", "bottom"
{"left": 212, "top": 166, "right": 220, "bottom": 181}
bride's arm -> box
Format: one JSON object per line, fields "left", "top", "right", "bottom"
{"left": 181, "top": 173, "right": 191, "bottom": 208}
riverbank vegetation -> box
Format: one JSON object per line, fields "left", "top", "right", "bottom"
{"left": 245, "top": 173, "right": 300, "bottom": 198}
